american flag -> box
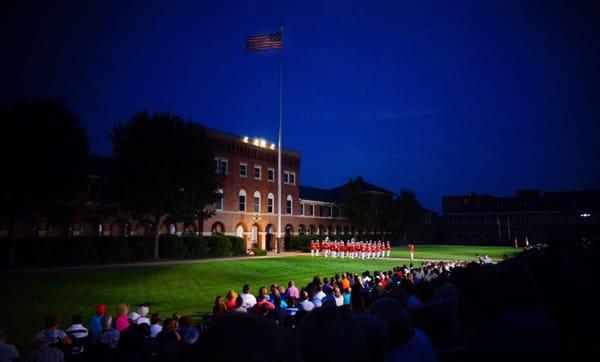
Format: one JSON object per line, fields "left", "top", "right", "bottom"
{"left": 246, "top": 32, "right": 282, "bottom": 51}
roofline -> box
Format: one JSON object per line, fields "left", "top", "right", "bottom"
{"left": 205, "top": 126, "right": 301, "bottom": 158}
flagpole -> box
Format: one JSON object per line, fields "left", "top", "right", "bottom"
{"left": 276, "top": 24, "right": 283, "bottom": 253}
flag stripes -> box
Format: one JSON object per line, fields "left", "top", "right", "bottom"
{"left": 246, "top": 32, "right": 282, "bottom": 51}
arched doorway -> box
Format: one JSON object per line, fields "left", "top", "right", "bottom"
{"left": 211, "top": 222, "right": 225, "bottom": 235}
{"left": 236, "top": 225, "right": 245, "bottom": 238}
{"left": 251, "top": 223, "right": 260, "bottom": 249}
{"left": 265, "top": 224, "right": 273, "bottom": 251}
{"left": 298, "top": 224, "right": 306, "bottom": 235}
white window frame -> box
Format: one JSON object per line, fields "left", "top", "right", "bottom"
{"left": 215, "top": 157, "right": 228, "bottom": 175}
{"left": 254, "top": 165, "right": 262, "bottom": 180}
{"left": 239, "top": 189, "right": 247, "bottom": 212}
{"left": 220, "top": 159, "right": 228, "bottom": 175}
{"left": 253, "top": 191, "right": 261, "bottom": 213}
{"left": 267, "top": 193, "right": 274, "bottom": 213}
{"left": 214, "top": 188, "right": 224, "bottom": 211}
{"left": 309, "top": 204, "right": 314, "bottom": 216}
{"left": 300, "top": 203, "right": 305, "bottom": 215}
{"left": 290, "top": 172, "right": 296, "bottom": 185}
{"left": 284, "top": 171, "right": 289, "bottom": 184}
{"left": 286, "top": 194, "right": 293, "bottom": 215}
{"left": 268, "top": 167, "right": 275, "bottom": 182}
{"left": 240, "top": 162, "right": 247, "bottom": 178}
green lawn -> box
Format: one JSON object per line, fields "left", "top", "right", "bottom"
{"left": 1, "top": 244, "right": 519, "bottom": 352}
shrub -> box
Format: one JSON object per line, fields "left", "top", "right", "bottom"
{"left": 98, "top": 237, "right": 130, "bottom": 262}
{"left": 227, "top": 236, "right": 245, "bottom": 256}
{"left": 67, "top": 236, "right": 99, "bottom": 263}
{"left": 253, "top": 248, "right": 268, "bottom": 256}
{"left": 183, "top": 235, "right": 209, "bottom": 258}
{"left": 159, "top": 234, "right": 185, "bottom": 259}
{"left": 206, "top": 236, "right": 232, "bottom": 257}
{"left": 127, "top": 236, "right": 153, "bottom": 260}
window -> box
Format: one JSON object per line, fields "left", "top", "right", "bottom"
{"left": 268, "top": 168, "right": 275, "bottom": 182}
{"left": 239, "top": 189, "right": 247, "bottom": 212}
{"left": 267, "top": 193, "right": 274, "bottom": 213}
{"left": 290, "top": 172, "right": 295, "bottom": 185}
{"left": 300, "top": 203, "right": 305, "bottom": 215}
{"left": 214, "top": 158, "right": 228, "bottom": 174}
{"left": 240, "top": 163, "right": 247, "bottom": 177}
{"left": 214, "top": 188, "right": 224, "bottom": 211}
{"left": 284, "top": 172, "right": 289, "bottom": 184}
{"left": 253, "top": 191, "right": 261, "bottom": 213}
{"left": 286, "top": 195, "right": 293, "bottom": 215}
{"left": 332, "top": 206, "right": 339, "bottom": 217}
{"left": 309, "top": 204, "right": 314, "bottom": 216}
{"left": 254, "top": 165, "right": 261, "bottom": 180}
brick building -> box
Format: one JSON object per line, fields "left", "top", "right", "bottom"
{"left": 1, "top": 127, "right": 399, "bottom": 250}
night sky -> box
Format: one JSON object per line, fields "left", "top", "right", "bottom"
{"left": 2, "top": 0, "right": 599, "bottom": 211}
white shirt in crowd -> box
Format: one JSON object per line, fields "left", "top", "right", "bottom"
{"left": 150, "top": 324, "right": 162, "bottom": 338}
{"left": 137, "top": 317, "right": 150, "bottom": 325}
{"left": 314, "top": 290, "right": 326, "bottom": 301}
{"left": 65, "top": 324, "right": 88, "bottom": 339}
{"left": 240, "top": 293, "right": 257, "bottom": 309}
{"left": 298, "top": 299, "right": 315, "bottom": 312}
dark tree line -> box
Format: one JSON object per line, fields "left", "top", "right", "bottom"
{"left": 342, "top": 178, "right": 425, "bottom": 242}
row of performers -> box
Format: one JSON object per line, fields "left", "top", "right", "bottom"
{"left": 310, "top": 240, "right": 391, "bottom": 259}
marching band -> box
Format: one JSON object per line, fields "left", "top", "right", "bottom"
{"left": 310, "top": 238, "right": 391, "bottom": 259}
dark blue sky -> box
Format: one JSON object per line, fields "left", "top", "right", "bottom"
{"left": 2, "top": 0, "right": 599, "bottom": 211}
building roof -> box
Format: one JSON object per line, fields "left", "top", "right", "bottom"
{"left": 300, "top": 186, "right": 344, "bottom": 203}
{"left": 329, "top": 176, "right": 396, "bottom": 196}
{"left": 300, "top": 177, "right": 395, "bottom": 204}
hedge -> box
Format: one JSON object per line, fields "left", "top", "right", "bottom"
{"left": 0, "top": 234, "right": 248, "bottom": 268}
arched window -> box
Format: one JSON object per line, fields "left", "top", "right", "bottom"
{"left": 239, "top": 189, "right": 247, "bottom": 212}
{"left": 286, "top": 195, "right": 293, "bottom": 215}
{"left": 267, "top": 193, "right": 274, "bottom": 213}
{"left": 253, "top": 191, "right": 261, "bottom": 213}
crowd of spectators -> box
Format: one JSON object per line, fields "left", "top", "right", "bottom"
{"left": 0, "top": 241, "right": 597, "bottom": 362}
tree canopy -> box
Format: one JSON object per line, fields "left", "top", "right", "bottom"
{"left": 109, "top": 111, "right": 221, "bottom": 258}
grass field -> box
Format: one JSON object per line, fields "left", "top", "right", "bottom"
{"left": 1, "top": 244, "right": 519, "bottom": 352}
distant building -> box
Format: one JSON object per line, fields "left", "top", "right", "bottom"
{"left": 441, "top": 189, "right": 600, "bottom": 244}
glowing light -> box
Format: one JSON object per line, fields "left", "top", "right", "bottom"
{"left": 270, "top": 143, "right": 275, "bottom": 150}
{"left": 580, "top": 213, "right": 591, "bottom": 218}
{"left": 242, "top": 136, "right": 249, "bottom": 143}
{"left": 253, "top": 138, "right": 259, "bottom": 146}
{"left": 260, "top": 139, "right": 266, "bottom": 147}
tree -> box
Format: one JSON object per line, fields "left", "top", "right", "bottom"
{"left": 394, "top": 189, "right": 424, "bottom": 243}
{"left": 0, "top": 99, "right": 89, "bottom": 265}
{"left": 341, "top": 178, "right": 395, "bottom": 237}
{"left": 109, "top": 111, "right": 221, "bottom": 259}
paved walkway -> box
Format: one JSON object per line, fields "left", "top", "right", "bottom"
{"left": 1, "top": 252, "right": 455, "bottom": 274}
